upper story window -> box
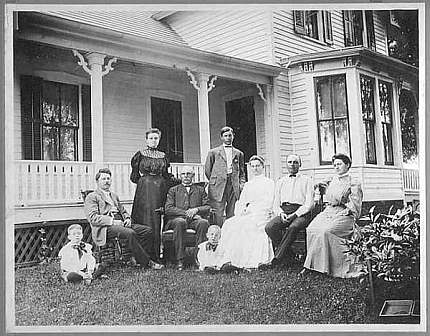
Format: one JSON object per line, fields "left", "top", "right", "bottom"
{"left": 21, "top": 76, "right": 92, "bottom": 161}
{"left": 294, "top": 10, "right": 333, "bottom": 44}
{"left": 315, "top": 74, "right": 351, "bottom": 165}
{"left": 343, "top": 10, "right": 376, "bottom": 51}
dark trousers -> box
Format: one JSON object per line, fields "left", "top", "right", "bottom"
{"left": 106, "top": 223, "right": 153, "bottom": 266}
{"left": 265, "top": 203, "right": 311, "bottom": 261}
{"left": 165, "top": 217, "right": 209, "bottom": 261}
{"left": 211, "top": 175, "right": 238, "bottom": 227}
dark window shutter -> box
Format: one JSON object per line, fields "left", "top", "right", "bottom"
{"left": 323, "top": 11, "right": 333, "bottom": 44}
{"left": 293, "top": 10, "right": 306, "bottom": 34}
{"left": 343, "top": 11, "right": 352, "bottom": 46}
{"left": 81, "top": 84, "right": 92, "bottom": 162}
{"left": 20, "top": 75, "right": 42, "bottom": 160}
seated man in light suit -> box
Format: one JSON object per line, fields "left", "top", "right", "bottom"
{"left": 164, "top": 166, "right": 210, "bottom": 270}
{"left": 84, "top": 168, "right": 163, "bottom": 270}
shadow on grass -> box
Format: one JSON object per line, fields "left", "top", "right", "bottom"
{"left": 14, "top": 260, "right": 419, "bottom": 326}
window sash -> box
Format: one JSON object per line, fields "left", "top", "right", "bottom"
{"left": 315, "top": 74, "right": 351, "bottom": 165}
{"left": 20, "top": 75, "right": 85, "bottom": 161}
{"left": 365, "top": 11, "right": 376, "bottom": 51}
{"left": 379, "top": 80, "right": 394, "bottom": 165}
{"left": 360, "top": 75, "right": 377, "bottom": 164}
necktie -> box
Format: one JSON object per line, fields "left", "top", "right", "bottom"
{"left": 206, "top": 242, "right": 218, "bottom": 252}
{"left": 224, "top": 145, "right": 232, "bottom": 148}
{"left": 72, "top": 242, "right": 86, "bottom": 259}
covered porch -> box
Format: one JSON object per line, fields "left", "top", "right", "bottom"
{"left": 13, "top": 11, "right": 280, "bottom": 224}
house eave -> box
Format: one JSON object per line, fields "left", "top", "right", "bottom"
{"left": 17, "top": 12, "right": 282, "bottom": 84}
{"left": 282, "top": 46, "right": 418, "bottom": 82}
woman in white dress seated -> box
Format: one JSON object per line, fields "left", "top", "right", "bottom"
{"left": 300, "top": 153, "right": 363, "bottom": 278}
{"left": 219, "top": 155, "right": 274, "bottom": 269}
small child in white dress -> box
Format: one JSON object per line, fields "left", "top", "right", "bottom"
{"left": 197, "top": 225, "right": 233, "bottom": 273}
{"left": 58, "top": 224, "right": 96, "bottom": 284}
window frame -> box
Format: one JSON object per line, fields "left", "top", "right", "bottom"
{"left": 378, "top": 79, "right": 395, "bottom": 165}
{"left": 314, "top": 74, "right": 352, "bottom": 165}
{"left": 20, "top": 75, "right": 90, "bottom": 162}
{"left": 294, "top": 10, "right": 333, "bottom": 44}
{"left": 40, "top": 80, "right": 80, "bottom": 161}
{"left": 343, "top": 10, "right": 376, "bottom": 50}
{"left": 359, "top": 74, "right": 377, "bottom": 164}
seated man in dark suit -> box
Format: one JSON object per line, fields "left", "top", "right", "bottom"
{"left": 165, "top": 166, "right": 210, "bottom": 270}
{"left": 84, "top": 168, "right": 163, "bottom": 270}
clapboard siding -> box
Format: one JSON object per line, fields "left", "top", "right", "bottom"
{"left": 275, "top": 73, "right": 294, "bottom": 175}
{"left": 301, "top": 166, "right": 404, "bottom": 202}
{"left": 273, "top": 10, "right": 388, "bottom": 60}
{"left": 166, "top": 11, "right": 273, "bottom": 64}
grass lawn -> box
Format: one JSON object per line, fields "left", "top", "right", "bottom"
{"left": 15, "top": 260, "right": 419, "bottom": 326}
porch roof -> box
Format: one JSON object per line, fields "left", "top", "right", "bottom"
{"left": 281, "top": 46, "right": 418, "bottom": 84}
{"left": 17, "top": 11, "right": 282, "bottom": 84}
{"left": 44, "top": 10, "right": 188, "bottom": 47}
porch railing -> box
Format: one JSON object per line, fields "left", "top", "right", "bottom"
{"left": 15, "top": 160, "right": 205, "bottom": 207}
{"left": 402, "top": 168, "right": 420, "bottom": 192}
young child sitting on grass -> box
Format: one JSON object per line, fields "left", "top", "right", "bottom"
{"left": 59, "top": 224, "right": 96, "bottom": 284}
{"left": 197, "top": 225, "right": 239, "bottom": 274}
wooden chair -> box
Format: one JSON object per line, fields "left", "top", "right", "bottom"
{"left": 80, "top": 190, "right": 132, "bottom": 265}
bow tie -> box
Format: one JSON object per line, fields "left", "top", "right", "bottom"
{"left": 206, "top": 242, "right": 218, "bottom": 252}
{"left": 289, "top": 174, "right": 297, "bottom": 178}
{"left": 72, "top": 242, "right": 87, "bottom": 259}
{"left": 224, "top": 145, "right": 232, "bottom": 148}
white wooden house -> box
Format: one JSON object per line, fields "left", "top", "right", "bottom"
{"left": 11, "top": 9, "right": 419, "bottom": 235}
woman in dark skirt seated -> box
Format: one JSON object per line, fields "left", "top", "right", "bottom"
{"left": 130, "top": 128, "right": 178, "bottom": 261}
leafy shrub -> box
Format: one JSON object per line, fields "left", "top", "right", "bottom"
{"left": 346, "top": 205, "right": 419, "bottom": 282}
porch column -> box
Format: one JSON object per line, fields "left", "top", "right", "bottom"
{"left": 266, "top": 83, "right": 281, "bottom": 180}
{"left": 186, "top": 70, "right": 217, "bottom": 163}
{"left": 73, "top": 50, "right": 117, "bottom": 163}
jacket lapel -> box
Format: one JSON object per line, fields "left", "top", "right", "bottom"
{"left": 218, "top": 145, "right": 227, "bottom": 162}
{"left": 96, "top": 188, "right": 114, "bottom": 206}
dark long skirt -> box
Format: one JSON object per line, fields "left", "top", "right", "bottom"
{"left": 131, "top": 174, "right": 168, "bottom": 261}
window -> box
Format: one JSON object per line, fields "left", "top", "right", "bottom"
{"left": 343, "top": 10, "right": 364, "bottom": 46}
{"left": 379, "top": 80, "right": 394, "bottom": 165}
{"left": 294, "top": 10, "right": 333, "bottom": 44}
{"left": 360, "top": 75, "right": 377, "bottom": 164}
{"left": 315, "top": 74, "right": 351, "bottom": 165}
{"left": 343, "top": 10, "right": 376, "bottom": 50}
{"left": 20, "top": 75, "right": 91, "bottom": 161}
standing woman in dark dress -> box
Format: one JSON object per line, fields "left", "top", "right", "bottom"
{"left": 130, "top": 128, "right": 176, "bottom": 261}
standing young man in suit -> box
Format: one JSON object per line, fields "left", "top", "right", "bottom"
{"left": 205, "top": 126, "right": 246, "bottom": 227}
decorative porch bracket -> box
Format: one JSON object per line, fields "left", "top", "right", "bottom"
{"left": 186, "top": 69, "right": 217, "bottom": 164}
{"left": 73, "top": 50, "right": 117, "bottom": 163}
{"left": 256, "top": 83, "right": 267, "bottom": 102}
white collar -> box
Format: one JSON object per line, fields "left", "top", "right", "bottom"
{"left": 337, "top": 172, "right": 350, "bottom": 178}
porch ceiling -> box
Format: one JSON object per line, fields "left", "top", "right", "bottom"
{"left": 16, "top": 12, "right": 282, "bottom": 85}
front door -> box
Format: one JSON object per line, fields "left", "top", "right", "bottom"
{"left": 151, "top": 97, "right": 183, "bottom": 163}
{"left": 225, "top": 96, "right": 257, "bottom": 163}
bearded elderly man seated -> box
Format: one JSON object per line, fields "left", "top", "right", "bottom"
{"left": 164, "top": 166, "right": 210, "bottom": 270}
